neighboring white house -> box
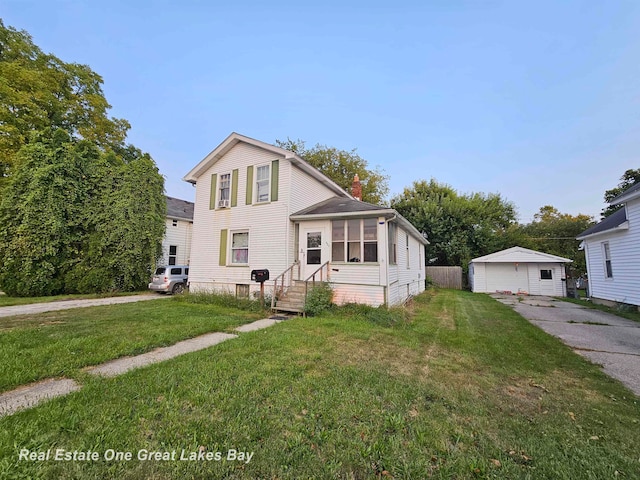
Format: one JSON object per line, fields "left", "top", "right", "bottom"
{"left": 159, "top": 196, "right": 194, "bottom": 266}
{"left": 182, "top": 132, "right": 428, "bottom": 310}
{"left": 469, "top": 246, "right": 571, "bottom": 296}
{"left": 577, "top": 183, "right": 640, "bottom": 307}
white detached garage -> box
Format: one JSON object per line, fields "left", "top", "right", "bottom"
{"left": 469, "top": 246, "right": 571, "bottom": 296}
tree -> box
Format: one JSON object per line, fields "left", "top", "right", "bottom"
{"left": 602, "top": 169, "right": 640, "bottom": 218}
{"left": 390, "top": 179, "right": 518, "bottom": 268}
{"left": 519, "top": 206, "right": 595, "bottom": 275}
{"left": 276, "top": 138, "right": 390, "bottom": 204}
{"left": 0, "top": 20, "right": 129, "bottom": 184}
{"left": 0, "top": 129, "right": 165, "bottom": 296}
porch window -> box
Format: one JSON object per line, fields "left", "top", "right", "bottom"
{"left": 347, "top": 219, "right": 361, "bottom": 262}
{"left": 331, "top": 220, "right": 344, "bottom": 262}
{"left": 231, "top": 232, "right": 249, "bottom": 264}
{"left": 256, "top": 165, "right": 270, "bottom": 203}
{"left": 331, "top": 219, "right": 378, "bottom": 263}
{"left": 388, "top": 222, "right": 397, "bottom": 265}
{"left": 603, "top": 242, "right": 613, "bottom": 278}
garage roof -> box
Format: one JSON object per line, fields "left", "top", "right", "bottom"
{"left": 470, "top": 246, "right": 572, "bottom": 264}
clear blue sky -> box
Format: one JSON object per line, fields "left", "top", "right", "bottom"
{"left": 3, "top": 0, "right": 640, "bottom": 222}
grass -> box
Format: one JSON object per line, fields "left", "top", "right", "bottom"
{"left": 1, "top": 289, "right": 639, "bottom": 479}
{"left": 0, "top": 297, "right": 265, "bottom": 392}
{"left": 0, "top": 291, "right": 149, "bottom": 307}
{"left": 559, "top": 296, "right": 640, "bottom": 323}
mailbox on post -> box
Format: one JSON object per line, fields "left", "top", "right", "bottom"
{"left": 251, "top": 269, "right": 269, "bottom": 283}
{"left": 251, "top": 269, "right": 269, "bottom": 307}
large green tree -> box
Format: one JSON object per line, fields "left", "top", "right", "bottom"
{"left": 391, "top": 179, "right": 518, "bottom": 268}
{"left": 0, "top": 130, "right": 165, "bottom": 296}
{"left": 0, "top": 20, "right": 129, "bottom": 184}
{"left": 0, "top": 21, "right": 165, "bottom": 296}
{"left": 602, "top": 168, "right": 640, "bottom": 218}
{"left": 519, "top": 206, "right": 594, "bottom": 275}
{"left": 276, "top": 138, "right": 390, "bottom": 205}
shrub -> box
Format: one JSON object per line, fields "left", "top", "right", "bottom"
{"left": 304, "top": 282, "right": 334, "bottom": 316}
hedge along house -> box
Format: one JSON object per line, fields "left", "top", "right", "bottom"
{"left": 183, "top": 133, "right": 428, "bottom": 311}
{"left": 469, "top": 246, "right": 572, "bottom": 296}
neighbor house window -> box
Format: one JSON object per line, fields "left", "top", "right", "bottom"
{"left": 603, "top": 242, "right": 613, "bottom": 278}
{"left": 332, "top": 219, "right": 378, "bottom": 263}
{"left": 388, "top": 222, "right": 397, "bottom": 265}
{"left": 540, "top": 269, "right": 552, "bottom": 280}
{"left": 231, "top": 232, "right": 249, "bottom": 264}
{"left": 218, "top": 173, "right": 231, "bottom": 208}
{"left": 172, "top": 219, "right": 178, "bottom": 227}
{"left": 169, "top": 245, "right": 177, "bottom": 265}
{"left": 256, "top": 164, "right": 270, "bottom": 203}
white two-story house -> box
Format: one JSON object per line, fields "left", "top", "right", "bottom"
{"left": 577, "top": 182, "right": 640, "bottom": 308}
{"left": 159, "top": 196, "right": 194, "bottom": 266}
{"left": 183, "top": 133, "right": 428, "bottom": 311}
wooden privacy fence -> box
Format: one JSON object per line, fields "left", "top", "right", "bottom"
{"left": 425, "top": 266, "right": 463, "bottom": 290}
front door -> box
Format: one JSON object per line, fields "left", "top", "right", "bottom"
{"left": 302, "top": 226, "right": 328, "bottom": 280}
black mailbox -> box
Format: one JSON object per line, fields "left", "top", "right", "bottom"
{"left": 251, "top": 269, "right": 269, "bottom": 283}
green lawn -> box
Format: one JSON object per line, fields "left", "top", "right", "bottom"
{"left": 1, "top": 290, "right": 638, "bottom": 479}
{"left": 0, "top": 298, "right": 264, "bottom": 392}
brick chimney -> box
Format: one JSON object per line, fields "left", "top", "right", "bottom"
{"left": 351, "top": 174, "right": 362, "bottom": 201}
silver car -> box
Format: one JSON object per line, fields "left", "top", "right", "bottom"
{"left": 149, "top": 265, "right": 189, "bottom": 294}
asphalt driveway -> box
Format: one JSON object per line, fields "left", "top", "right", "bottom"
{"left": 492, "top": 294, "right": 640, "bottom": 397}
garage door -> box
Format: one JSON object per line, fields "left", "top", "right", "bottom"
{"left": 485, "top": 263, "right": 530, "bottom": 294}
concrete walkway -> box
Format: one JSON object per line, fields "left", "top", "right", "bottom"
{"left": 0, "top": 317, "right": 287, "bottom": 417}
{"left": 492, "top": 294, "right": 640, "bottom": 396}
{"left": 0, "top": 294, "right": 169, "bottom": 318}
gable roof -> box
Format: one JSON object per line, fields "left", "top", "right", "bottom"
{"left": 291, "top": 197, "right": 429, "bottom": 245}
{"left": 470, "top": 246, "right": 572, "bottom": 264}
{"left": 182, "top": 132, "right": 350, "bottom": 198}
{"left": 610, "top": 182, "right": 640, "bottom": 205}
{"left": 576, "top": 207, "right": 628, "bottom": 240}
{"left": 166, "top": 196, "right": 194, "bottom": 221}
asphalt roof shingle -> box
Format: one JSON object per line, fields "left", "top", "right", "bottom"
{"left": 577, "top": 207, "right": 626, "bottom": 238}
{"left": 166, "top": 196, "right": 194, "bottom": 221}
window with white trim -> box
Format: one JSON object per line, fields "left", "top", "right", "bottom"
{"left": 231, "top": 232, "right": 249, "bottom": 264}
{"left": 603, "top": 242, "right": 613, "bottom": 278}
{"left": 331, "top": 219, "right": 378, "bottom": 263}
{"left": 388, "top": 222, "right": 397, "bottom": 265}
{"left": 169, "top": 245, "right": 177, "bottom": 266}
{"left": 218, "top": 173, "right": 231, "bottom": 208}
{"left": 256, "top": 164, "right": 270, "bottom": 203}
{"left": 540, "top": 269, "right": 552, "bottom": 280}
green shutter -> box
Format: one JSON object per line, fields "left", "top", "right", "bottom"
{"left": 246, "top": 166, "right": 253, "bottom": 205}
{"left": 219, "top": 229, "right": 228, "bottom": 266}
{"left": 271, "top": 160, "right": 279, "bottom": 202}
{"left": 209, "top": 174, "right": 217, "bottom": 210}
{"left": 231, "top": 169, "right": 239, "bottom": 207}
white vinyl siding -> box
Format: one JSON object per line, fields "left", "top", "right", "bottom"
{"left": 189, "top": 143, "right": 290, "bottom": 296}
{"left": 583, "top": 198, "right": 640, "bottom": 306}
{"left": 160, "top": 218, "right": 192, "bottom": 266}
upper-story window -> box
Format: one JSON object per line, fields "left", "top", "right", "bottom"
{"left": 256, "top": 164, "right": 270, "bottom": 203}
{"left": 172, "top": 219, "right": 178, "bottom": 227}
{"left": 218, "top": 173, "right": 231, "bottom": 208}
